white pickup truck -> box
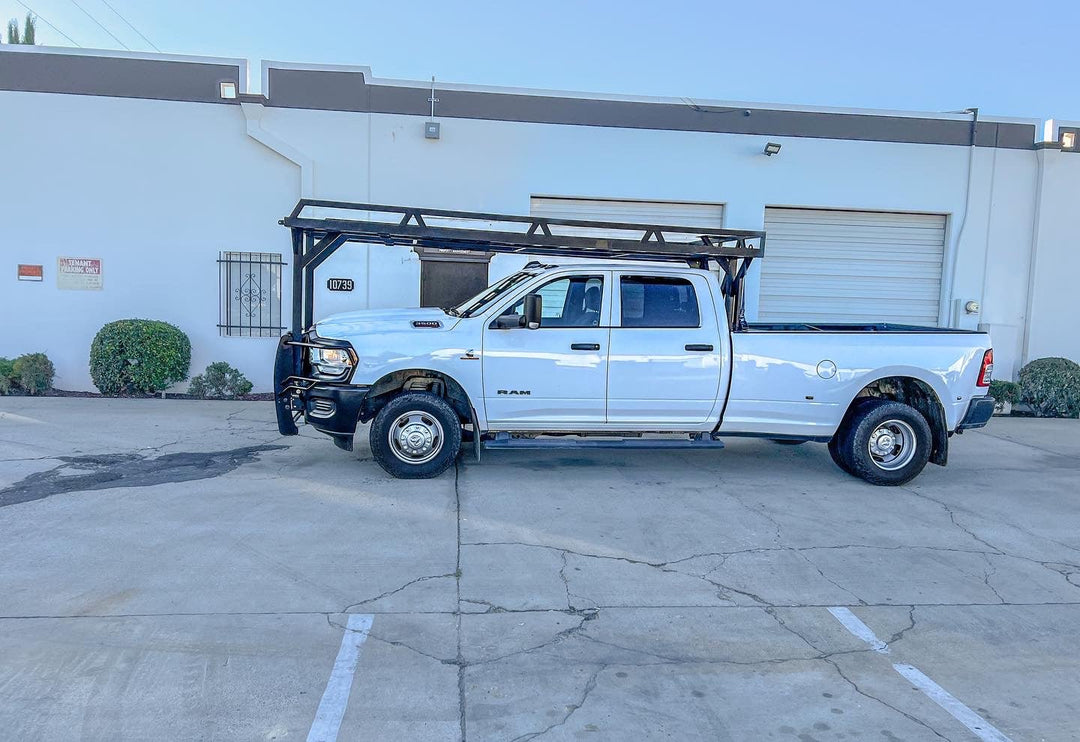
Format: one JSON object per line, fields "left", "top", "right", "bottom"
{"left": 274, "top": 201, "right": 995, "bottom": 486}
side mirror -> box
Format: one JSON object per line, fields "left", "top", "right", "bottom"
{"left": 493, "top": 313, "right": 523, "bottom": 329}
{"left": 523, "top": 293, "right": 542, "bottom": 329}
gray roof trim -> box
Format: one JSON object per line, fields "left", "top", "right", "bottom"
{"left": 265, "top": 67, "right": 1034, "bottom": 149}
{"left": 0, "top": 48, "right": 1036, "bottom": 148}
{"left": 0, "top": 49, "right": 240, "bottom": 105}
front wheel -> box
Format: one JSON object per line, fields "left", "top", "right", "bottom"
{"left": 839, "top": 400, "right": 932, "bottom": 486}
{"left": 369, "top": 393, "right": 462, "bottom": 479}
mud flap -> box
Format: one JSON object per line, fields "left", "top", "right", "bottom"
{"left": 274, "top": 333, "right": 299, "bottom": 436}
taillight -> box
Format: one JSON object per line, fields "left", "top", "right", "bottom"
{"left": 977, "top": 349, "right": 993, "bottom": 387}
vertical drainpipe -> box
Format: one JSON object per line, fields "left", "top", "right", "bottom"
{"left": 240, "top": 100, "right": 314, "bottom": 334}
{"left": 942, "top": 107, "right": 978, "bottom": 327}
{"left": 1020, "top": 139, "right": 1048, "bottom": 368}
{"left": 240, "top": 101, "right": 314, "bottom": 198}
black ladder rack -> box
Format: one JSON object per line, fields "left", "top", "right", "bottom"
{"left": 281, "top": 199, "right": 766, "bottom": 337}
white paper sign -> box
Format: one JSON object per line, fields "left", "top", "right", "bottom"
{"left": 57, "top": 257, "right": 103, "bottom": 290}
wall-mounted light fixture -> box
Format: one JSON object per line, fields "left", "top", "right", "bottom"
{"left": 1061, "top": 128, "right": 1078, "bottom": 151}
{"left": 763, "top": 142, "right": 782, "bottom": 156}
{"left": 219, "top": 81, "right": 237, "bottom": 100}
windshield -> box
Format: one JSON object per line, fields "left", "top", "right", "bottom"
{"left": 451, "top": 271, "right": 537, "bottom": 318}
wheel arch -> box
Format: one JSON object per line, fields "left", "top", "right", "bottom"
{"left": 361, "top": 368, "right": 476, "bottom": 426}
{"left": 840, "top": 374, "right": 950, "bottom": 466}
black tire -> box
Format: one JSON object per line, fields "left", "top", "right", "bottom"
{"left": 369, "top": 392, "right": 462, "bottom": 479}
{"left": 828, "top": 434, "right": 855, "bottom": 475}
{"left": 770, "top": 438, "right": 807, "bottom": 445}
{"left": 829, "top": 398, "right": 882, "bottom": 477}
{"left": 840, "top": 399, "right": 932, "bottom": 486}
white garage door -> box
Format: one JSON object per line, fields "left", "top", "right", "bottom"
{"left": 530, "top": 196, "right": 725, "bottom": 238}
{"left": 759, "top": 208, "right": 946, "bottom": 326}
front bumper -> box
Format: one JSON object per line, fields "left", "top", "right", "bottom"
{"left": 274, "top": 333, "right": 370, "bottom": 448}
{"left": 956, "top": 395, "right": 995, "bottom": 431}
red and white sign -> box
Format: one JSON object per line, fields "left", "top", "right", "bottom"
{"left": 17, "top": 264, "right": 43, "bottom": 282}
{"left": 57, "top": 257, "right": 103, "bottom": 290}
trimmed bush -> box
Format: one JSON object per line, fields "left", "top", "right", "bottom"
{"left": 989, "top": 379, "right": 1019, "bottom": 405}
{"left": 0, "top": 357, "right": 15, "bottom": 395}
{"left": 12, "top": 353, "right": 55, "bottom": 395}
{"left": 1018, "top": 357, "right": 1080, "bottom": 418}
{"left": 189, "top": 362, "right": 253, "bottom": 399}
{"left": 90, "top": 319, "right": 191, "bottom": 395}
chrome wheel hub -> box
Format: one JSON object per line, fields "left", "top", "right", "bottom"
{"left": 389, "top": 411, "right": 444, "bottom": 464}
{"left": 867, "top": 419, "right": 917, "bottom": 471}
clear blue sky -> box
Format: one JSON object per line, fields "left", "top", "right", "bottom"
{"left": 3, "top": 0, "right": 1077, "bottom": 120}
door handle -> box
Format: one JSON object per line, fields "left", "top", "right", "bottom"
{"left": 685, "top": 344, "right": 714, "bottom": 352}
{"left": 570, "top": 343, "right": 601, "bottom": 351}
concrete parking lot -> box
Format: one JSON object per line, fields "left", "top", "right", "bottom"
{"left": 0, "top": 398, "right": 1078, "bottom": 741}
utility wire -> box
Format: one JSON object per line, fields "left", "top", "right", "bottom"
{"left": 13, "top": 0, "right": 82, "bottom": 46}
{"left": 97, "top": 0, "right": 159, "bottom": 51}
{"left": 67, "top": 0, "right": 130, "bottom": 49}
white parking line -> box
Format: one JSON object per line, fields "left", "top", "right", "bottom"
{"left": 307, "top": 614, "right": 374, "bottom": 742}
{"left": 827, "top": 606, "right": 890, "bottom": 653}
{"left": 827, "top": 607, "right": 1013, "bottom": 742}
{"left": 893, "top": 663, "right": 1014, "bottom": 742}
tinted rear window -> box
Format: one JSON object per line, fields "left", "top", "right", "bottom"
{"left": 620, "top": 276, "right": 700, "bottom": 328}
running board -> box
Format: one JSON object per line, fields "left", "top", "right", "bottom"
{"left": 483, "top": 433, "right": 724, "bottom": 450}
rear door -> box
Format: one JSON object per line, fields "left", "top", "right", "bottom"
{"left": 482, "top": 272, "right": 611, "bottom": 426}
{"left": 606, "top": 272, "right": 723, "bottom": 426}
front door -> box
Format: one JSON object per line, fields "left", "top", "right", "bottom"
{"left": 607, "top": 272, "right": 723, "bottom": 426}
{"left": 482, "top": 272, "right": 610, "bottom": 426}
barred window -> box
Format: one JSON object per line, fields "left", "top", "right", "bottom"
{"left": 218, "top": 252, "right": 285, "bottom": 337}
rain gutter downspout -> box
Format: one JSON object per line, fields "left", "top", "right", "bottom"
{"left": 240, "top": 101, "right": 313, "bottom": 197}
{"left": 943, "top": 107, "right": 978, "bottom": 326}
{"left": 1020, "top": 137, "right": 1048, "bottom": 368}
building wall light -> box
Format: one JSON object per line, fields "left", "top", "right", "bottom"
{"left": 1062, "top": 129, "right": 1077, "bottom": 150}
{"left": 763, "top": 142, "right": 782, "bottom": 156}
{"left": 219, "top": 81, "right": 237, "bottom": 100}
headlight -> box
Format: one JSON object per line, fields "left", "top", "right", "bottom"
{"left": 309, "top": 346, "right": 354, "bottom": 379}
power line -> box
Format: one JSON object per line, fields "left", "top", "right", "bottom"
{"left": 13, "top": 0, "right": 82, "bottom": 46}
{"left": 67, "top": 0, "right": 130, "bottom": 49}
{"left": 97, "top": 0, "right": 159, "bottom": 52}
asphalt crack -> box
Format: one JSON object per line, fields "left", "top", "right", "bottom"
{"left": 454, "top": 461, "right": 467, "bottom": 742}
{"left": 341, "top": 573, "right": 457, "bottom": 612}
{"left": 510, "top": 664, "right": 606, "bottom": 742}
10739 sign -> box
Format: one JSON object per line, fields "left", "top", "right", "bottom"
{"left": 326, "top": 278, "right": 354, "bottom": 292}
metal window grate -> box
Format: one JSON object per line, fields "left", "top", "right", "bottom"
{"left": 218, "top": 251, "right": 286, "bottom": 337}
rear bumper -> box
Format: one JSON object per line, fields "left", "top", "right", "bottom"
{"left": 956, "top": 395, "right": 995, "bottom": 431}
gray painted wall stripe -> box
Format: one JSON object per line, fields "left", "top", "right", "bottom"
{"left": 0, "top": 51, "right": 240, "bottom": 105}
{"left": 265, "top": 68, "right": 1034, "bottom": 149}
{"left": 0, "top": 52, "right": 1036, "bottom": 149}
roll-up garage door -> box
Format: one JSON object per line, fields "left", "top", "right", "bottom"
{"left": 759, "top": 208, "right": 946, "bottom": 326}
{"left": 530, "top": 196, "right": 725, "bottom": 237}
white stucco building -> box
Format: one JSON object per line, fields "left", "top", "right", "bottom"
{"left": 2, "top": 45, "right": 1077, "bottom": 392}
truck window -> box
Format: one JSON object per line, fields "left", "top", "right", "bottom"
{"left": 620, "top": 276, "right": 700, "bottom": 328}
{"left": 501, "top": 276, "right": 603, "bottom": 327}
{"left": 451, "top": 270, "right": 536, "bottom": 317}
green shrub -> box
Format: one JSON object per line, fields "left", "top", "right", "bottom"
{"left": 188, "top": 362, "right": 253, "bottom": 399}
{"left": 12, "top": 353, "right": 55, "bottom": 395}
{"left": 1018, "top": 357, "right": 1080, "bottom": 418}
{"left": 0, "top": 357, "right": 15, "bottom": 394}
{"left": 989, "top": 379, "right": 1020, "bottom": 405}
{"left": 89, "top": 319, "right": 191, "bottom": 395}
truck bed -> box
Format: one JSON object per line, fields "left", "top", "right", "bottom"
{"left": 745, "top": 322, "right": 981, "bottom": 334}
